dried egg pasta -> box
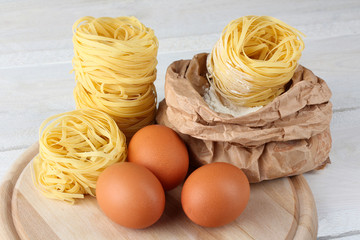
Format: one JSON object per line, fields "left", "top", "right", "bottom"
{"left": 207, "top": 16, "right": 305, "bottom": 107}
{"left": 32, "top": 109, "right": 127, "bottom": 204}
{"left": 72, "top": 16, "right": 158, "bottom": 138}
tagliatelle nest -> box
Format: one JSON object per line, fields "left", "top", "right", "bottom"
{"left": 32, "top": 109, "right": 127, "bottom": 204}
{"left": 207, "top": 15, "right": 305, "bottom": 107}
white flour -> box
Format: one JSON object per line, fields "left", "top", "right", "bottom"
{"left": 203, "top": 87, "right": 262, "bottom": 117}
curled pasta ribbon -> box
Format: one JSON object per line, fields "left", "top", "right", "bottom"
{"left": 72, "top": 16, "right": 158, "bottom": 138}
{"left": 32, "top": 109, "right": 127, "bottom": 204}
{"left": 207, "top": 16, "right": 305, "bottom": 107}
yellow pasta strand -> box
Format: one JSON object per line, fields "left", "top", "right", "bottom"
{"left": 207, "top": 16, "right": 305, "bottom": 107}
{"left": 32, "top": 109, "right": 127, "bottom": 204}
{"left": 72, "top": 16, "right": 158, "bottom": 138}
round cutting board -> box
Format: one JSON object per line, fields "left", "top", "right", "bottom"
{"left": 0, "top": 142, "right": 317, "bottom": 240}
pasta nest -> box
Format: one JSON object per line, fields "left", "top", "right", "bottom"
{"left": 207, "top": 15, "right": 305, "bottom": 107}
{"left": 72, "top": 16, "right": 158, "bottom": 138}
{"left": 32, "top": 109, "right": 127, "bottom": 204}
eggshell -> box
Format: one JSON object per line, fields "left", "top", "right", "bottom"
{"left": 128, "top": 125, "right": 189, "bottom": 191}
{"left": 96, "top": 162, "right": 165, "bottom": 229}
{"left": 181, "top": 162, "right": 250, "bottom": 227}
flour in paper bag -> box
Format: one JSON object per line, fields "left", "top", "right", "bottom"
{"left": 203, "top": 86, "right": 262, "bottom": 117}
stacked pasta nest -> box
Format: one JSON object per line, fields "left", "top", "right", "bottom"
{"left": 72, "top": 16, "right": 159, "bottom": 138}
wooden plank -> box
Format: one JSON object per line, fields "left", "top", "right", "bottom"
{"left": 0, "top": 62, "right": 75, "bottom": 151}
{"left": 0, "top": 0, "right": 359, "bottom": 67}
{"left": 0, "top": 149, "right": 26, "bottom": 181}
{"left": 304, "top": 109, "right": 360, "bottom": 238}
{"left": 0, "top": 0, "right": 359, "bottom": 43}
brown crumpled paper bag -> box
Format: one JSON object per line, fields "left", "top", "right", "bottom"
{"left": 156, "top": 53, "right": 332, "bottom": 183}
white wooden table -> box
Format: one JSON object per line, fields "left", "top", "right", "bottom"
{"left": 1, "top": 1, "right": 359, "bottom": 239}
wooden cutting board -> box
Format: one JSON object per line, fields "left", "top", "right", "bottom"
{"left": 0, "top": 142, "right": 317, "bottom": 240}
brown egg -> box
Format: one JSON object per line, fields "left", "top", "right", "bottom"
{"left": 128, "top": 125, "right": 189, "bottom": 191}
{"left": 181, "top": 162, "right": 250, "bottom": 228}
{"left": 96, "top": 162, "right": 165, "bottom": 229}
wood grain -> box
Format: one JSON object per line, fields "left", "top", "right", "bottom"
{"left": 292, "top": 176, "right": 318, "bottom": 240}
{"left": 0, "top": 143, "right": 317, "bottom": 240}
{"left": 0, "top": 142, "right": 38, "bottom": 240}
